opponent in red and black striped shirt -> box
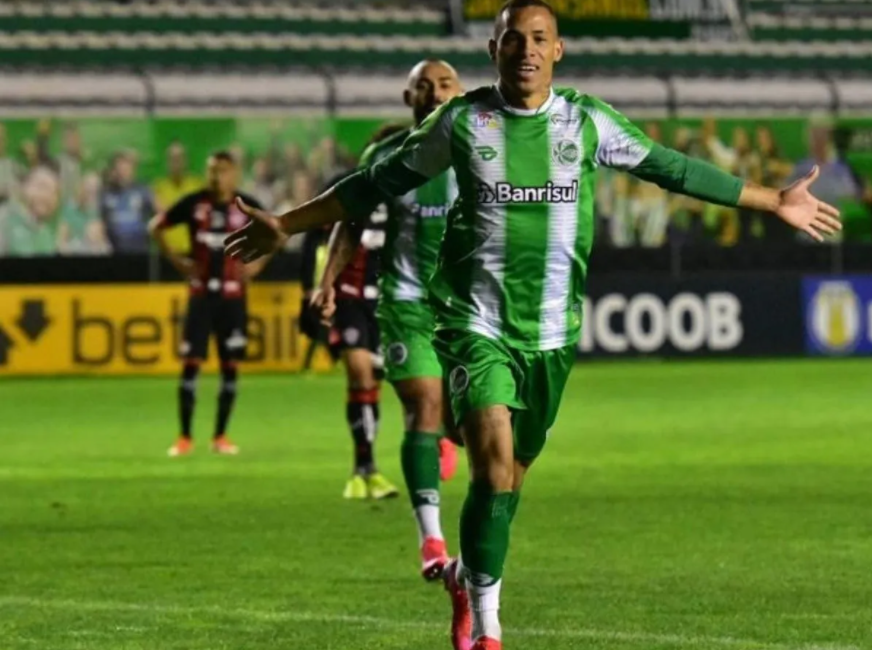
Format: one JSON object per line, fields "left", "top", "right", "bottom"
{"left": 148, "top": 150, "right": 272, "bottom": 457}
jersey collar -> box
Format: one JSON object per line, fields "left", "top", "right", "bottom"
{"left": 493, "top": 84, "right": 556, "bottom": 117}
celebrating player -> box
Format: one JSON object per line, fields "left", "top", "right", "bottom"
{"left": 312, "top": 60, "right": 463, "bottom": 580}
{"left": 300, "top": 159, "right": 400, "bottom": 501}
{"left": 150, "top": 151, "right": 270, "bottom": 457}
{"left": 225, "top": 0, "right": 841, "bottom": 646}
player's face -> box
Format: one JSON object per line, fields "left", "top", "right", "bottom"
{"left": 115, "top": 157, "right": 135, "bottom": 185}
{"left": 207, "top": 158, "right": 238, "bottom": 197}
{"left": 63, "top": 128, "right": 81, "bottom": 155}
{"left": 491, "top": 7, "right": 563, "bottom": 99}
{"left": 404, "top": 62, "right": 462, "bottom": 124}
{"left": 168, "top": 144, "right": 186, "bottom": 175}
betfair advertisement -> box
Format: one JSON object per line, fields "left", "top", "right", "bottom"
{"left": 0, "top": 283, "right": 331, "bottom": 375}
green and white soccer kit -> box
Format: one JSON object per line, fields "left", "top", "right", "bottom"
{"left": 338, "top": 85, "right": 743, "bottom": 461}
{"left": 358, "top": 129, "right": 458, "bottom": 383}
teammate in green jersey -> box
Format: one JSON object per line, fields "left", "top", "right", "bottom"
{"left": 226, "top": 2, "right": 841, "bottom": 648}
{"left": 313, "top": 59, "right": 464, "bottom": 583}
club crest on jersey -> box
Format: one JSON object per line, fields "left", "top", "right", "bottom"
{"left": 552, "top": 139, "right": 580, "bottom": 166}
{"left": 477, "top": 180, "right": 578, "bottom": 204}
{"left": 474, "top": 112, "right": 499, "bottom": 129}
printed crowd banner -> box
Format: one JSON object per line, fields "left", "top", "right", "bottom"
{"left": 0, "top": 283, "right": 333, "bottom": 375}
{"left": 803, "top": 275, "right": 872, "bottom": 356}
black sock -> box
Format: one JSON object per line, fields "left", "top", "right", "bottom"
{"left": 215, "top": 363, "right": 238, "bottom": 439}
{"left": 179, "top": 361, "right": 199, "bottom": 438}
{"left": 347, "top": 388, "right": 379, "bottom": 475}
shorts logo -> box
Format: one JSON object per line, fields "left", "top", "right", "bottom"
{"left": 343, "top": 327, "right": 360, "bottom": 346}
{"left": 477, "top": 180, "right": 578, "bottom": 204}
{"left": 387, "top": 342, "right": 409, "bottom": 366}
{"left": 551, "top": 139, "right": 579, "bottom": 166}
{"left": 225, "top": 329, "right": 247, "bottom": 350}
{"left": 449, "top": 365, "right": 470, "bottom": 395}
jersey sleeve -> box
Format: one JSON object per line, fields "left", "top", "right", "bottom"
{"left": 159, "top": 192, "right": 197, "bottom": 227}
{"left": 583, "top": 96, "right": 654, "bottom": 170}
{"left": 584, "top": 96, "right": 743, "bottom": 207}
{"left": 632, "top": 145, "right": 744, "bottom": 207}
{"left": 333, "top": 100, "right": 457, "bottom": 218}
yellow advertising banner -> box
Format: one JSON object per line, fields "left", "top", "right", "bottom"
{"left": 0, "top": 283, "right": 333, "bottom": 376}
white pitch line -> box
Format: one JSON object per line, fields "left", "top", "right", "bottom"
{"left": 0, "top": 595, "right": 849, "bottom": 649}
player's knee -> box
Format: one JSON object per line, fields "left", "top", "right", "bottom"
{"left": 410, "top": 394, "right": 442, "bottom": 432}
{"left": 470, "top": 452, "right": 514, "bottom": 492}
{"left": 345, "top": 357, "right": 376, "bottom": 389}
{"left": 484, "top": 458, "right": 515, "bottom": 492}
{"left": 180, "top": 359, "right": 200, "bottom": 391}
{"left": 220, "top": 361, "right": 238, "bottom": 393}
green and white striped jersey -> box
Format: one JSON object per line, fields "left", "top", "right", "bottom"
{"left": 359, "top": 127, "right": 457, "bottom": 306}
{"left": 339, "top": 85, "right": 743, "bottom": 351}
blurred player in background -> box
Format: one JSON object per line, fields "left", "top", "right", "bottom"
{"left": 300, "top": 149, "right": 399, "bottom": 501}
{"left": 313, "top": 60, "right": 463, "bottom": 580}
{"left": 149, "top": 151, "right": 271, "bottom": 457}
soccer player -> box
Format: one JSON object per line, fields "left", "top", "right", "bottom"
{"left": 301, "top": 161, "right": 400, "bottom": 500}
{"left": 225, "top": 1, "right": 841, "bottom": 646}
{"left": 312, "top": 60, "right": 463, "bottom": 580}
{"left": 149, "top": 151, "right": 270, "bottom": 457}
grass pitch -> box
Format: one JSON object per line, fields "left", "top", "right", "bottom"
{"left": 2, "top": 359, "right": 871, "bottom": 649}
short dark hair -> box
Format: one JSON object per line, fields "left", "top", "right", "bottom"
{"left": 209, "top": 150, "right": 236, "bottom": 165}
{"left": 494, "top": 0, "right": 557, "bottom": 36}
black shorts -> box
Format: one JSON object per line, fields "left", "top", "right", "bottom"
{"left": 329, "top": 298, "right": 380, "bottom": 358}
{"left": 181, "top": 295, "right": 247, "bottom": 362}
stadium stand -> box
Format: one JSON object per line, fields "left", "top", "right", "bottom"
{"left": 0, "top": 0, "right": 870, "bottom": 114}
{"left": 1, "top": 0, "right": 871, "bottom": 76}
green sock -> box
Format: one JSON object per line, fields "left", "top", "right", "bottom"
{"left": 400, "top": 431, "right": 441, "bottom": 509}
{"left": 508, "top": 490, "right": 521, "bottom": 524}
{"left": 460, "top": 481, "right": 513, "bottom": 585}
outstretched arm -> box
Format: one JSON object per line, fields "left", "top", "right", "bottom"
{"left": 226, "top": 99, "right": 458, "bottom": 262}
{"left": 632, "top": 147, "right": 841, "bottom": 242}
{"left": 242, "top": 250, "right": 276, "bottom": 280}
{"left": 309, "top": 221, "right": 361, "bottom": 322}
{"left": 585, "top": 97, "right": 842, "bottom": 242}
{"left": 319, "top": 221, "right": 359, "bottom": 291}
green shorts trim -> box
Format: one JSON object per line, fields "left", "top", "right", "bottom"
{"left": 433, "top": 329, "right": 575, "bottom": 463}
{"left": 378, "top": 301, "right": 442, "bottom": 383}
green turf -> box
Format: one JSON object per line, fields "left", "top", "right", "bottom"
{"left": 2, "top": 359, "right": 872, "bottom": 650}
